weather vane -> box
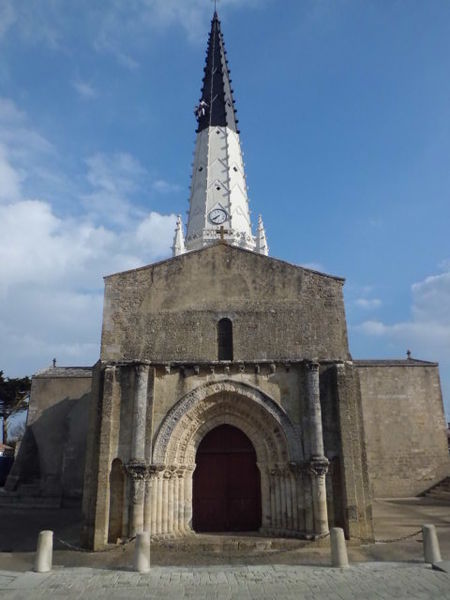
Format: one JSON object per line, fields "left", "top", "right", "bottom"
{"left": 212, "top": 0, "right": 220, "bottom": 11}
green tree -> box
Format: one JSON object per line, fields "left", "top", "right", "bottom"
{"left": 0, "top": 371, "right": 31, "bottom": 445}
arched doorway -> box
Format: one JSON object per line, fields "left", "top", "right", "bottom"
{"left": 193, "top": 424, "right": 261, "bottom": 532}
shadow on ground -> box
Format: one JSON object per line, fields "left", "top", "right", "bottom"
{"left": 0, "top": 497, "right": 449, "bottom": 572}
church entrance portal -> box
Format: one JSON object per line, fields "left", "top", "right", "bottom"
{"left": 193, "top": 424, "right": 262, "bottom": 532}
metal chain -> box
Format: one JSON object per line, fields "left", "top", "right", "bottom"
{"left": 55, "top": 536, "right": 136, "bottom": 553}
{"left": 55, "top": 528, "right": 423, "bottom": 553}
{"left": 374, "top": 528, "right": 423, "bottom": 544}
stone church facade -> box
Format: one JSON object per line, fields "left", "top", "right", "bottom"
{"left": 80, "top": 244, "right": 373, "bottom": 549}
{"left": 5, "top": 11, "right": 449, "bottom": 550}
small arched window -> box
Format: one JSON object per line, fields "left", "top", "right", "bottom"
{"left": 218, "top": 318, "right": 233, "bottom": 361}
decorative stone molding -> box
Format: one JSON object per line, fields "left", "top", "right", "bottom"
{"left": 124, "top": 461, "right": 150, "bottom": 481}
{"left": 308, "top": 457, "right": 329, "bottom": 477}
{"left": 148, "top": 464, "right": 164, "bottom": 479}
{"left": 153, "top": 380, "right": 302, "bottom": 466}
{"left": 306, "top": 360, "right": 320, "bottom": 373}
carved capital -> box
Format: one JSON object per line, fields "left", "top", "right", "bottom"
{"left": 147, "top": 464, "right": 165, "bottom": 479}
{"left": 134, "top": 363, "right": 149, "bottom": 377}
{"left": 270, "top": 463, "right": 288, "bottom": 477}
{"left": 306, "top": 360, "right": 320, "bottom": 373}
{"left": 309, "top": 456, "right": 329, "bottom": 477}
{"left": 125, "top": 460, "right": 150, "bottom": 481}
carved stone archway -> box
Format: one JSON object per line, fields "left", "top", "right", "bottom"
{"left": 149, "top": 380, "right": 309, "bottom": 538}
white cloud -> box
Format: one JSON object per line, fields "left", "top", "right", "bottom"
{"left": 0, "top": 1, "right": 16, "bottom": 40}
{"left": 95, "top": 0, "right": 266, "bottom": 57}
{"left": 356, "top": 267, "right": 450, "bottom": 415}
{"left": 0, "top": 97, "right": 52, "bottom": 158}
{"left": 72, "top": 79, "right": 97, "bottom": 99}
{"left": 0, "top": 0, "right": 267, "bottom": 68}
{"left": 0, "top": 144, "right": 22, "bottom": 201}
{"left": 153, "top": 179, "right": 183, "bottom": 194}
{"left": 355, "top": 298, "right": 382, "bottom": 310}
{"left": 357, "top": 269, "right": 450, "bottom": 352}
{"left": 301, "top": 261, "right": 326, "bottom": 273}
{"left": 0, "top": 98, "right": 177, "bottom": 377}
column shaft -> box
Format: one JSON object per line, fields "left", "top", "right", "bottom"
{"left": 306, "top": 362, "right": 329, "bottom": 536}
{"left": 131, "top": 365, "right": 149, "bottom": 461}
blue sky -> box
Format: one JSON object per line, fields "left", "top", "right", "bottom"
{"left": 0, "top": 0, "right": 449, "bottom": 418}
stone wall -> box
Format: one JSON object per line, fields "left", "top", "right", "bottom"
{"left": 100, "top": 244, "right": 350, "bottom": 363}
{"left": 6, "top": 367, "right": 92, "bottom": 501}
{"left": 356, "top": 360, "right": 450, "bottom": 497}
{"left": 81, "top": 360, "right": 374, "bottom": 549}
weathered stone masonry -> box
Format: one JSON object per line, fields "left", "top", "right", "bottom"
{"left": 81, "top": 358, "right": 374, "bottom": 550}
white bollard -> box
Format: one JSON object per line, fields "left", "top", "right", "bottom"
{"left": 133, "top": 532, "right": 150, "bottom": 573}
{"left": 34, "top": 530, "right": 53, "bottom": 573}
{"left": 330, "top": 527, "right": 349, "bottom": 568}
{"left": 422, "top": 524, "right": 442, "bottom": 564}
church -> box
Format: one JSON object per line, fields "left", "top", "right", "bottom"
{"left": 5, "top": 11, "right": 449, "bottom": 550}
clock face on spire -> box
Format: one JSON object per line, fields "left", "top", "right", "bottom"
{"left": 208, "top": 208, "right": 228, "bottom": 225}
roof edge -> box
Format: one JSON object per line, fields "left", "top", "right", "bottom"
{"left": 104, "top": 244, "right": 345, "bottom": 283}
{"left": 354, "top": 359, "right": 439, "bottom": 367}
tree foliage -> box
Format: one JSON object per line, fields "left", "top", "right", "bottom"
{"left": 0, "top": 371, "right": 31, "bottom": 444}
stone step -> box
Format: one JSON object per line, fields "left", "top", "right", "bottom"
{"left": 154, "top": 533, "right": 328, "bottom": 554}
{"left": 428, "top": 490, "right": 450, "bottom": 500}
{"left": 422, "top": 476, "right": 450, "bottom": 501}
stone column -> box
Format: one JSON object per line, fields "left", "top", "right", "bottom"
{"left": 125, "top": 365, "right": 150, "bottom": 538}
{"left": 143, "top": 478, "right": 152, "bottom": 533}
{"left": 131, "top": 364, "right": 149, "bottom": 462}
{"left": 125, "top": 463, "right": 148, "bottom": 537}
{"left": 183, "top": 466, "right": 194, "bottom": 532}
{"left": 306, "top": 361, "right": 329, "bottom": 536}
{"left": 177, "top": 468, "right": 186, "bottom": 533}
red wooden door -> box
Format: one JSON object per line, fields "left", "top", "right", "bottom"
{"left": 193, "top": 424, "right": 261, "bottom": 532}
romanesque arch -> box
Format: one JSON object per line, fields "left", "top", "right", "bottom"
{"left": 153, "top": 379, "right": 302, "bottom": 465}
{"left": 149, "top": 380, "right": 308, "bottom": 537}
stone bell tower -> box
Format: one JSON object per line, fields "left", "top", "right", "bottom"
{"left": 172, "top": 11, "right": 268, "bottom": 256}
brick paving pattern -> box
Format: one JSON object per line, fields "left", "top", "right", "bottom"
{"left": 1, "top": 563, "right": 450, "bottom": 599}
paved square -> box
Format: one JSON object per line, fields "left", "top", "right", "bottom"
{"left": 1, "top": 563, "right": 450, "bottom": 600}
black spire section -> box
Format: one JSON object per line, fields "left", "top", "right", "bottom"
{"left": 195, "top": 12, "right": 238, "bottom": 133}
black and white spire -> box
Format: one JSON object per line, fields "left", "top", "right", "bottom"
{"left": 173, "top": 11, "right": 268, "bottom": 256}
{"left": 196, "top": 11, "right": 238, "bottom": 133}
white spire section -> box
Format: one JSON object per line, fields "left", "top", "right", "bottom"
{"left": 171, "top": 215, "right": 186, "bottom": 257}
{"left": 185, "top": 126, "right": 255, "bottom": 252}
{"left": 255, "top": 215, "right": 269, "bottom": 256}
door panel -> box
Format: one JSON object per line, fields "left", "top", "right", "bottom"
{"left": 193, "top": 424, "right": 261, "bottom": 532}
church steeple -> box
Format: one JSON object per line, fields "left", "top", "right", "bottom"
{"left": 173, "top": 11, "right": 268, "bottom": 257}
{"left": 196, "top": 11, "right": 238, "bottom": 134}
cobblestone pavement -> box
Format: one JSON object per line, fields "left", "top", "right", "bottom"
{"left": 1, "top": 563, "right": 450, "bottom": 600}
